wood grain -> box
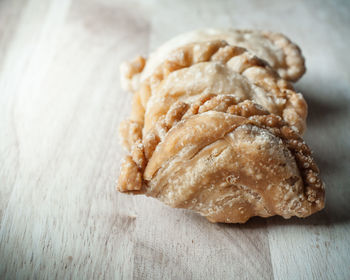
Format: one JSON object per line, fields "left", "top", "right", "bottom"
{"left": 0, "top": 0, "right": 350, "bottom": 279}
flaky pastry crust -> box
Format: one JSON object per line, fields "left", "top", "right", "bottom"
{"left": 118, "top": 95, "right": 324, "bottom": 223}
{"left": 120, "top": 40, "right": 307, "bottom": 152}
{"left": 117, "top": 31, "right": 324, "bottom": 223}
{"left": 120, "top": 29, "right": 305, "bottom": 93}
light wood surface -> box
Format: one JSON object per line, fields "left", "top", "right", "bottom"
{"left": 1, "top": 0, "right": 350, "bottom": 279}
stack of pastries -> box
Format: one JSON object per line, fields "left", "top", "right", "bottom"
{"left": 117, "top": 29, "right": 325, "bottom": 223}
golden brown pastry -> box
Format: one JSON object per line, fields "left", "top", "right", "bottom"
{"left": 120, "top": 40, "right": 307, "bottom": 153}
{"left": 118, "top": 96, "right": 324, "bottom": 223}
{"left": 117, "top": 33, "right": 324, "bottom": 223}
{"left": 121, "top": 29, "right": 306, "bottom": 93}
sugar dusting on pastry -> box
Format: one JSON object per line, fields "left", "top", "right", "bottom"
{"left": 116, "top": 29, "right": 324, "bottom": 223}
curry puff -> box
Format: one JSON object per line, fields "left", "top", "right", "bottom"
{"left": 117, "top": 29, "right": 324, "bottom": 223}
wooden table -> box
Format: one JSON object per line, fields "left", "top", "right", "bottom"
{"left": 1, "top": 0, "right": 350, "bottom": 279}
